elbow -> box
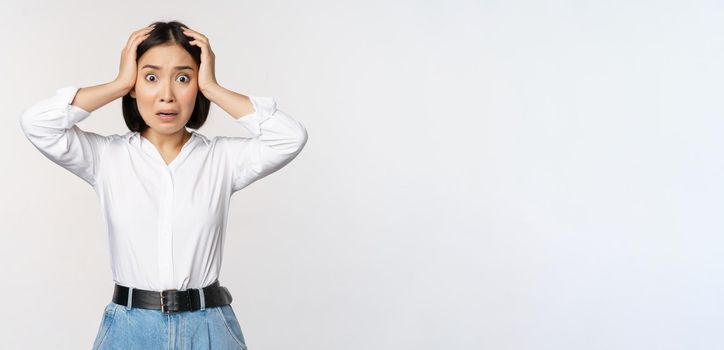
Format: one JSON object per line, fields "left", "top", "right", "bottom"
{"left": 18, "top": 107, "right": 51, "bottom": 140}
{"left": 18, "top": 107, "right": 38, "bottom": 138}
{"left": 292, "top": 124, "right": 308, "bottom": 155}
{"left": 298, "top": 125, "right": 308, "bottom": 150}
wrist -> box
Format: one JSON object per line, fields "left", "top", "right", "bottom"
{"left": 200, "top": 83, "right": 222, "bottom": 99}
{"left": 111, "top": 79, "right": 133, "bottom": 96}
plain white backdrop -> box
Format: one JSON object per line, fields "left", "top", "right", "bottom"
{"left": 1, "top": 0, "right": 722, "bottom": 349}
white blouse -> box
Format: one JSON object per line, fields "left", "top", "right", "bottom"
{"left": 19, "top": 86, "right": 308, "bottom": 292}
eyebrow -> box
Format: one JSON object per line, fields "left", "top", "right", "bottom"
{"left": 141, "top": 64, "right": 194, "bottom": 71}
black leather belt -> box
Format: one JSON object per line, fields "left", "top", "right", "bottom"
{"left": 111, "top": 280, "right": 233, "bottom": 314}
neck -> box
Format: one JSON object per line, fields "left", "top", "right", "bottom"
{"left": 140, "top": 128, "right": 191, "bottom": 151}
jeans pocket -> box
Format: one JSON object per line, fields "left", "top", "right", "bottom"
{"left": 92, "top": 303, "right": 118, "bottom": 350}
{"left": 216, "top": 305, "right": 247, "bottom": 349}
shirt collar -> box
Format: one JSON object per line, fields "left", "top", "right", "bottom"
{"left": 127, "top": 130, "right": 209, "bottom": 147}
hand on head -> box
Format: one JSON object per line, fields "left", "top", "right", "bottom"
{"left": 115, "top": 24, "right": 157, "bottom": 95}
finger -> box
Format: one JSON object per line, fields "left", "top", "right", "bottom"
{"left": 182, "top": 29, "right": 198, "bottom": 38}
{"left": 190, "top": 40, "right": 212, "bottom": 51}
{"left": 133, "top": 26, "right": 154, "bottom": 39}
{"left": 187, "top": 35, "right": 209, "bottom": 48}
{"left": 194, "top": 38, "right": 209, "bottom": 46}
{"left": 188, "top": 36, "right": 209, "bottom": 45}
{"left": 135, "top": 32, "right": 151, "bottom": 45}
{"left": 140, "top": 24, "right": 156, "bottom": 31}
{"left": 182, "top": 29, "right": 207, "bottom": 41}
{"left": 127, "top": 26, "right": 154, "bottom": 46}
{"left": 128, "top": 32, "right": 151, "bottom": 49}
{"left": 133, "top": 25, "right": 155, "bottom": 37}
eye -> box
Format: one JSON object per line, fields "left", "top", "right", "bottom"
{"left": 145, "top": 73, "right": 158, "bottom": 82}
{"left": 177, "top": 74, "right": 191, "bottom": 83}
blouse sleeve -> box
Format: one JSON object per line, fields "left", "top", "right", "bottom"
{"left": 223, "top": 95, "right": 308, "bottom": 193}
{"left": 18, "top": 86, "right": 110, "bottom": 187}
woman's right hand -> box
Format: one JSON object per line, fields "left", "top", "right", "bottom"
{"left": 114, "top": 25, "right": 156, "bottom": 95}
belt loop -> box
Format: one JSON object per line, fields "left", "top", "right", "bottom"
{"left": 199, "top": 287, "right": 206, "bottom": 310}
{"left": 126, "top": 287, "right": 134, "bottom": 310}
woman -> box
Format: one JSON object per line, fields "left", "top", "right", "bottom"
{"left": 18, "top": 21, "right": 308, "bottom": 349}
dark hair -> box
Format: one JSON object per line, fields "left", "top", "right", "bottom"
{"left": 121, "top": 21, "right": 210, "bottom": 132}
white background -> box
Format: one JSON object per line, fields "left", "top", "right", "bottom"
{"left": 1, "top": 0, "right": 722, "bottom": 349}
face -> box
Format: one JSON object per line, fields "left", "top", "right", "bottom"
{"left": 130, "top": 44, "right": 198, "bottom": 135}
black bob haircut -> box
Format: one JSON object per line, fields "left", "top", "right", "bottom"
{"left": 122, "top": 21, "right": 211, "bottom": 132}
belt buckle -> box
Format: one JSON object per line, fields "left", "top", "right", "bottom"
{"left": 160, "top": 289, "right": 179, "bottom": 314}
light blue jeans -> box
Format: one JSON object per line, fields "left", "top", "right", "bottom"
{"left": 92, "top": 301, "right": 248, "bottom": 349}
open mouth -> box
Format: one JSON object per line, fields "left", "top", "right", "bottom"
{"left": 157, "top": 112, "right": 178, "bottom": 120}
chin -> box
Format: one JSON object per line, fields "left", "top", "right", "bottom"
{"left": 147, "top": 123, "right": 188, "bottom": 134}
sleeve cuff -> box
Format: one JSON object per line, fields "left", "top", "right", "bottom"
{"left": 234, "top": 95, "right": 277, "bottom": 137}
{"left": 56, "top": 86, "right": 92, "bottom": 126}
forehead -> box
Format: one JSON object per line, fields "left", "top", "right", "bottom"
{"left": 139, "top": 45, "right": 196, "bottom": 67}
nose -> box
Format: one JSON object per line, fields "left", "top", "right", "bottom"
{"left": 159, "top": 81, "right": 175, "bottom": 103}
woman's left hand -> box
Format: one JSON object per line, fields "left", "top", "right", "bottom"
{"left": 181, "top": 26, "right": 218, "bottom": 93}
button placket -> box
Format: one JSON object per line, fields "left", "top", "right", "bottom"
{"left": 157, "top": 169, "right": 176, "bottom": 283}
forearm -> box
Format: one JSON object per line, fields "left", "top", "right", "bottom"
{"left": 71, "top": 80, "right": 129, "bottom": 113}
{"left": 201, "top": 84, "right": 255, "bottom": 119}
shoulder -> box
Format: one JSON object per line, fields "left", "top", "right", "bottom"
{"left": 189, "top": 131, "right": 244, "bottom": 156}
{"left": 191, "top": 130, "right": 212, "bottom": 147}
{"left": 204, "top": 133, "right": 252, "bottom": 147}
